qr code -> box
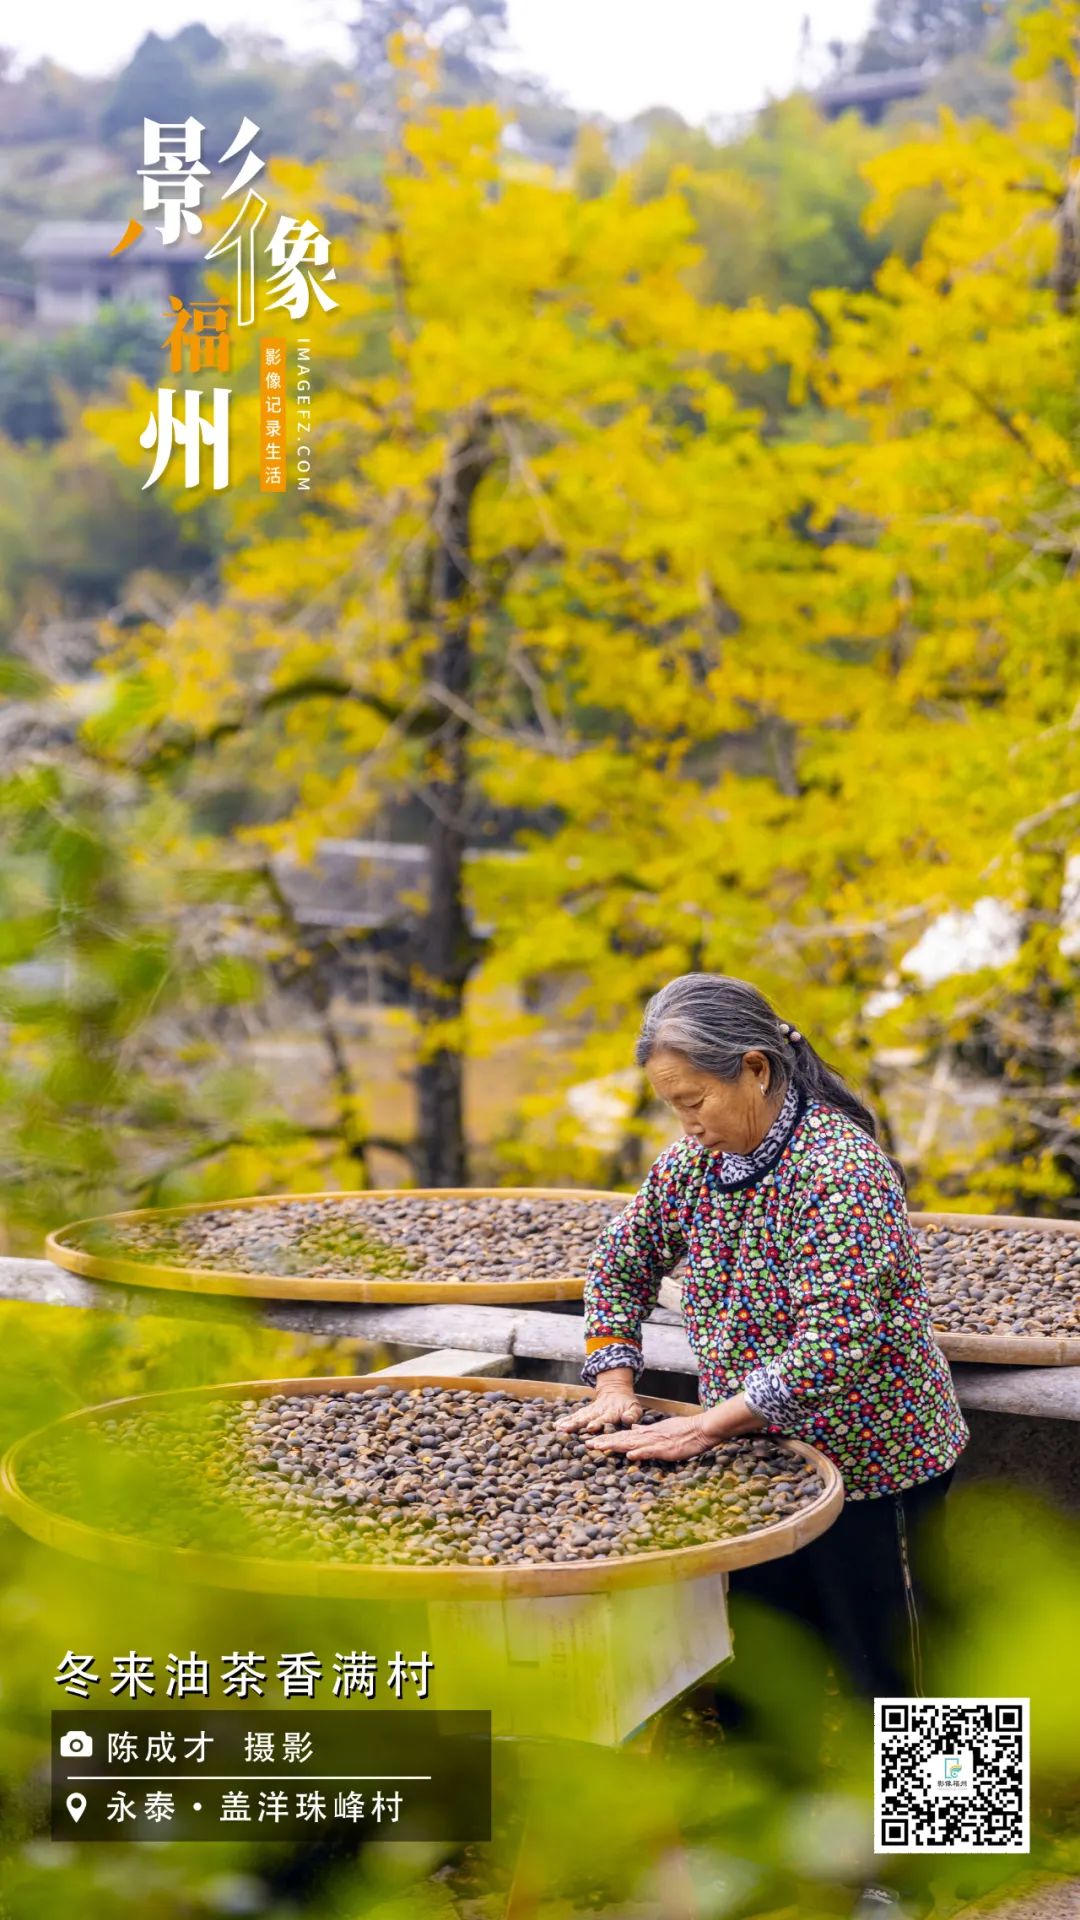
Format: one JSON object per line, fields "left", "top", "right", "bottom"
{"left": 875, "top": 1698, "right": 1029, "bottom": 1854}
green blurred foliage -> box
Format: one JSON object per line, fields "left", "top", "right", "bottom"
{"left": 0, "top": 1297, "right": 374, "bottom": 1451}
{"left": 0, "top": 1375, "right": 1076, "bottom": 1918}
{"left": 0, "top": 427, "right": 218, "bottom": 623}
{"left": 630, "top": 92, "right": 920, "bottom": 313}
{"left": 1, "top": 1290, "right": 1072, "bottom": 1915}
{"left": 0, "top": 307, "right": 166, "bottom": 447}
{"left": 97, "top": 27, "right": 352, "bottom": 162}
{"left": 0, "top": 747, "right": 371, "bottom": 1250}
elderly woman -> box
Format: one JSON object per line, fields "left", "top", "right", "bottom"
{"left": 555, "top": 973, "right": 968, "bottom": 1769}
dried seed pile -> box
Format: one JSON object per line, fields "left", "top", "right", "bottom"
{"left": 20, "top": 1386, "right": 825, "bottom": 1568}
{"left": 916, "top": 1223, "right": 1080, "bottom": 1339}
{"left": 66, "top": 1195, "right": 630, "bottom": 1285}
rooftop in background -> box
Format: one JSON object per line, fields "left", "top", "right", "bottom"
{"left": 815, "top": 62, "right": 936, "bottom": 121}
{"left": 0, "top": 277, "right": 34, "bottom": 324}
{"left": 270, "top": 837, "right": 524, "bottom": 932}
{"left": 22, "top": 221, "right": 206, "bottom": 263}
{"left": 18, "top": 221, "right": 207, "bottom": 331}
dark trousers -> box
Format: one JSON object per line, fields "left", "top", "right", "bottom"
{"left": 712, "top": 1467, "right": 955, "bottom": 1787}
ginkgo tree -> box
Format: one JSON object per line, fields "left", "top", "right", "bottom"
{"left": 74, "top": 6, "right": 1080, "bottom": 1214}
{"left": 721, "top": 0, "right": 1080, "bottom": 1209}
{"left": 81, "top": 41, "right": 836, "bottom": 1192}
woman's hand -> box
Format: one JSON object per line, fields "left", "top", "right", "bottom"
{"left": 554, "top": 1375, "right": 644, "bottom": 1435}
{"left": 582, "top": 1392, "right": 768, "bottom": 1461}
{"left": 583, "top": 1412, "right": 717, "bottom": 1462}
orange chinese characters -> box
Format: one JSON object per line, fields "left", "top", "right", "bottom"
{"left": 164, "top": 296, "right": 232, "bottom": 374}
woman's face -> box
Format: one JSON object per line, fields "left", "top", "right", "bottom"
{"left": 645, "top": 1046, "right": 780, "bottom": 1154}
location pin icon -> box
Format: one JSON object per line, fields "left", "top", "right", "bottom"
{"left": 66, "top": 1792, "right": 86, "bottom": 1823}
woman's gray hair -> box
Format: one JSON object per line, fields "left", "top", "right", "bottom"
{"left": 635, "top": 972, "right": 906, "bottom": 1190}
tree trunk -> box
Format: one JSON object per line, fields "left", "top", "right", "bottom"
{"left": 413, "top": 407, "right": 495, "bottom": 1186}
{"left": 1054, "top": 58, "right": 1080, "bottom": 314}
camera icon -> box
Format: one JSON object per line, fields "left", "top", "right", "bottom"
{"left": 59, "top": 1731, "right": 93, "bottom": 1758}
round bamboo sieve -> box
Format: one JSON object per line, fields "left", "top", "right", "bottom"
{"left": 0, "top": 1374, "right": 844, "bottom": 1601}
{"left": 45, "top": 1187, "right": 632, "bottom": 1305}
{"left": 910, "top": 1210, "right": 1080, "bottom": 1366}
{"left": 661, "top": 1210, "right": 1080, "bottom": 1369}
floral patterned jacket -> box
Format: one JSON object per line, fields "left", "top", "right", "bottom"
{"left": 581, "top": 1085, "right": 969, "bottom": 1498}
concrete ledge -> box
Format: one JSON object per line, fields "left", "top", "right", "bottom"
{"left": 945, "top": 1364, "right": 1080, "bottom": 1421}
{"left": 0, "top": 1259, "right": 109, "bottom": 1310}
{"left": 373, "top": 1348, "right": 514, "bottom": 1378}
{"left": 2, "top": 1257, "right": 1080, "bottom": 1423}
